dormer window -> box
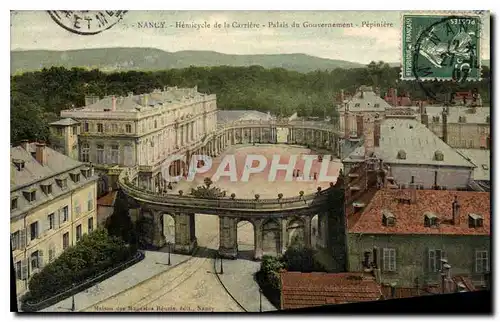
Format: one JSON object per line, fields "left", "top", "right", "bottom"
{"left": 468, "top": 214, "right": 483, "bottom": 228}
{"left": 374, "top": 103, "right": 380, "bottom": 108}
{"left": 56, "top": 178, "right": 68, "bottom": 190}
{"left": 81, "top": 167, "right": 91, "bottom": 178}
{"left": 354, "top": 103, "right": 361, "bottom": 107}
{"left": 486, "top": 116, "right": 490, "bottom": 124}
{"left": 458, "top": 116, "right": 467, "bottom": 123}
{"left": 23, "top": 188, "right": 37, "bottom": 203}
{"left": 424, "top": 212, "right": 439, "bottom": 227}
{"left": 70, "top": 173, "right": 80, "bottom": 183}
{"left": 432, "top": 116, "right": 440, "bottom": 123}
{"left": 434, "top": 150, "right": 444, "bottom": 161}
{"left": 41, "top": 183, "right": 52, "bottom": 195}
{"left": 397, "top": 150, "right": 407, "bottom": 160}
{"left": 382, "top": 210, "right": 396, "bottom": 227}
{"left": 482, "top": 164, "right": 489, "bottom": 170}
{"left": 11, "top": 197, "right": 18, "bottom": 211}
{"left": 13, "top": 159, "right": 25, "bottom": 171}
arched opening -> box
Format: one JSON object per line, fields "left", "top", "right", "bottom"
{"left": 262, "top": 219, "right": 281, "bottom": 257}
{"left": 237, "top": 220, "right": 255, "bottom": 260}
{"left": 162, "top": 214, "right": 175, "bottom": 244}
{"left": 286, "top": 218, "right": 305, "bottom": 248}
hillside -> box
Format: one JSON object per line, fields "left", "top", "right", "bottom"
{"left": 10, "top": 48, "right": 365, "bottom": 74}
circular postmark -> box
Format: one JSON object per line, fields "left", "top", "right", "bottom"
{"left": 411, "top": 15, "right": 481, "bottom": 102}
{"left": 48, "top": 10, "right": 127, "bottom": 35}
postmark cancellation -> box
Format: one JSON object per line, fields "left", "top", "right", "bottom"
{"left": 401, "top": 12, "right": 482, "bottom": 81}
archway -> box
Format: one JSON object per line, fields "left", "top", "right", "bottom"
{"left": 286, "top": 218, "right": 305, "bottom": 248}
{"left": 162, "top": 214, "right": 175, "bottom": 244}
{"left": 237, "top": 220, "right": 255, "bottom": 260}
{"left": 262, "top": 219, "right": 281, "bottom": 256}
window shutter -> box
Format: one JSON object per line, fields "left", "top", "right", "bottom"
{"left": 55, "top": 211, "right": 60, "bottom": 228}
{"left": 38, "top": 250, "right": 44, "bottom": 269}
{"left": 435, "top": 249, "right": 442, "bottom": 271}
{"left": 391, "top": 249, "right": 397, "bottom": 271}
{"left": 19, "top": 229, "right": 26, "bottom": 249}
{"left": 21, "top": 259, "right": 28, "bottom": 280}
{"left": 11, "top": 233, "right": 17, "bottom": 251}
{"left": 474, "top": 250, "right": 480, "bottom": 273}
{"left": 428, "top": 249, "right": 435, "bottom": 272}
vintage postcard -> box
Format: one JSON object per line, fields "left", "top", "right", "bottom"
{"left": 10, "top": 10, "right": 491, "bottom": 313}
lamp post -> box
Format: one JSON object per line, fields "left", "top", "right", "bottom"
{"left": 71, "top": 283, "right": 76, "bottom": 312}
{"left": 167, "top": 242, "right": 171, "bottom": 266}
{"left": 220, "top": 254, "right": 224, "bottom": 275}
{"left": 259, "top": 288, "right": 263, "bottom": 312}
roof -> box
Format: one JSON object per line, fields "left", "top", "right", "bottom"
{"left": 11, "top": 143, "right": 82, "bottom": 190}
{"left": 457, "top": 149, "right": 490, "bottom": 181}
{"left": 348, "top": 188, "right": 491, "bottom": 235}
{"left": 280, "top": 272, "right": 382, "bottom": 310}
{"left": 97, "top": 191, "right": 117, "bottom": 207}
{"left": 414, "top": 106, "right": 490, "bottom": 124}
{"left": 340, "top": 86, "right": 392, "bottom": 113}
{"left": 217, "top": 110, "right": 273, "bottom": 124}
{"left": 344, "top": 118, "right": 476, "bottom": 168}
{"left": 49, "top": 118, "right": 80, "bottom": 126}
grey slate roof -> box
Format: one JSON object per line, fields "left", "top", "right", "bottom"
{"left": 339, "top": 86, "right": 392, "bottom": 113}
{"left": 11, "top": 143, "right": 82, "bottom": 190}
{"left": 217, "top": 110, "right": 273, "bottom": 124}
{"left": 413, "top": 106, "right": 490, "bottom": 124}
{"left": 344, "top": 118, "right": 476, "bottom": 168}
{"left": 49, "top": 118, "right": 80, "bottom": 126}
{"left": 457, "top": 149, "right": 490, "bottom": 181}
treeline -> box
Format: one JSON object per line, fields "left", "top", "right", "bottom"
{"left": 10, "top": 63, "right": 490, "bottom": 144}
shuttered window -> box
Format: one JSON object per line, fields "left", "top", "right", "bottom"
{"left": 383, "top": 248, "right": 396, "bottom": 272}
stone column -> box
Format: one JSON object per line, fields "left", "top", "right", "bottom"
{"left": 254, "top": 219, "right": 263, "bottom": 260}
{"left": 250, "top": 128, "right": 253, "bottom": 143}
{"left": 232, "top": 129, "right": 236, "bottom": 145}
{"left": 303, "top": 216, "right": 312, "bottom": 248}
{"left": 320, "top": 131, "right": 324, "bottom": 147}
{"left": 240, "top": 128, "right": 243, "bottom": 144}
{"left": 280, "top": 218, "right": 288, "bottom": 254}
{"left": 259, "top": 128, "right": 263, "bottom": 143}
{"left": 173, "top": 213, "right": 197, "bottom": 254}
{"left": 219, "top": 216, "right": 238, "bottom": 259}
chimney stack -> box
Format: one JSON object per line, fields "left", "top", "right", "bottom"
{"left": 442, "top": 108, "right": 448, "bottom": 143}
{"left": 35, "top": 142, "right": 46, "bottom": 166}
{"left": 409, "top": 175, "right": 417, "bottom": 204}
{"left": 374, "top": 119, "right": 381, "bottom": 147}
{"left": 421, "top": 108, "right": 429, "bottom": 128}
{"left": 452, "top": 195, "right": 460, "bottom": 225}
{"left": 111, "top": 95, "right": 116, "bottom": 111}
{"left": 20, "top": 139, "right": 29, "bottom": 150}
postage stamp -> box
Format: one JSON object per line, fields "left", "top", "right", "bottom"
{"left": 401, "top": 13, "right": 482, "bottom": 81}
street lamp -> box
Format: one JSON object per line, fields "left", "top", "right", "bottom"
{"left": 71, "top": 283, "right": 76, "bottom": 312}
{"left": 167, "top": 242, "right": 171, "bottom": 266}
{"left": 259, "top": 288, "right": 263, "bottom": 312}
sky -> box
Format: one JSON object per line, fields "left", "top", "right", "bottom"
{"left": 10, "top": 10, "right": 491, "bottom": 64}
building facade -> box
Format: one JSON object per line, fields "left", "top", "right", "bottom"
{"left": 53, "top": 86, "right": 217, "bottom": 194}
{"left": 11, "top": 142, "right": 98, "bottom": 296}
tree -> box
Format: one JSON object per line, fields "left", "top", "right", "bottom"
{"left": 105, "top": 190, "right": 137, "bottom": 245}
{"left": 283, "top": 245, "right": 324, "bottom": 272}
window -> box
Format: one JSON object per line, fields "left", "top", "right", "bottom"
{"left": 41, "top": 183, "right": 52, "bottom": 195}
{"left": 475, "top": 250, "right": 489, "bottom": 273}
{"left": 83, "top": 122, "right": 89, "bottom": 132}
{"left": 13, "top": 159, "right": 25, "bottom": 171}
{"left": 110, "top": 145, "right": 119, "bottom": 164}
{"left": 74, "top": 200, "right": 81, "bottom": 216}
{"left": 424, "top": 212, "right": 439, "bottom": 227}
{"left": 126, "top": 124, "right": 132, "bottom": 133}
{"left": 76, "top": 224, "right": 82, "bottom": 241}
{"left": 382, "top": 210, "right": 396, "bottom": 227}
{"left": 48, "top": 213, "right": 55, "bottom": 230}
{"left": 432, "top": 116, "right": 440, "bottom": 123}
{"left": 97, "top": 123, "right": 104, "bottom": 133}
{"left": 63, "top": 232, "right": 70, "bottom": 249}
{"left": 354, "top": 103, "right": 360, "bottom": 107}
{"left": 87, "top": 192, "right": 93, "bottom": 211}
{"left": 81, "top": 143, "right": 90, "bottom": 162}
{"left": 11, "top": 231, "right": 19, "bottom": 250}
{"left": 11, "top": 197, "right": 18, "bottom": 211}
{"left": 88, "top": 217, "right": 94, "bottom": 233}
{"left": 30, "top": 221, "right": 39, "bottom": 240}
{"left": 397, "top": 150, "right": 406, "bottom": 160}
{"left": 458, "top": 116, "right": 467, "bottom": 123}
{"left": 434, "top": 150, "right": 444, "bottom": 161}
{"left": 62, "top": 206, "right": 69, "bottom": 223}
{"left": 469, "top": 214, "right": 483, "bottom": 228}
{"left": 23, "top": 189, "right": 37, "bottom": 202}
{"left": 486, "top": 116, "right": 490, "bottom": 124}
{"left": 96, "top": 144, "right": 105, "bottom": 164}
{"left": 428, "top": 249, "right": 446, "bottom": 272}
{"left": 30, "top": 250, "right": 42, "bottom": 270}
{"left": 56, "top": 178, "right": 68, "bottom": 190}
{"left": 48, "top": 244, "right": 55, "bottom": 262}
{"left": 111, "top": 123, "right": 118, "bottom": 132}
{"left": 15, "top": 261, "right": 22, "bottom": 280}
{"left": 56, "top": 127, "right": 63, "bottom": 136}
{"left": 70, "top": 173, "right": 80, "bottom": 183}
{"left": 383, "top": 248, "right": 396, "bottom": 272}
{"left": 374, "top": 103, "right": 380, "bottom": 108}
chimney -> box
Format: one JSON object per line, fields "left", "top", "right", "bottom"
{"left": 452, "top": 195, "right": 460, "bottom": 225}
{"left": 20, "top": 139, "right": 29, "bottom": 150}
{"left": 421, "top": 108, "right": 429, "bottom": 128}
{"left": 442, "top": 108, "right": 448, "bottom": 143}
{"left": 35, "top": 142, "right": 46, "bottom": 166}
{"left": 363, "top": 116, "right": 375, "bottom": 158}
{"left": 140, "top": 94, "right": 149, "bottom": 106}
{"left": 111, "top": 95, "right": 116, "bottom": 111}
{"left": 356, "top": 114, "right": 364, "bottom": 138}
{"left": 374, "top": 119, "right": 381, "bottom": 147}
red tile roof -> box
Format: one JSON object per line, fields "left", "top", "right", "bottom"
{"left": 97, "top": 191, "right": 117, "bottom": 207}
{"left": 348, "top": 189, "right": 490, "bottom": 235}
{"left": 280, "top": 272, "right": 382, "bottom": 310}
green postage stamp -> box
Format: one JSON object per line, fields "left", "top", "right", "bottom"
{"left": 401, "top": 13, "right": 482, "bottom": 81}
